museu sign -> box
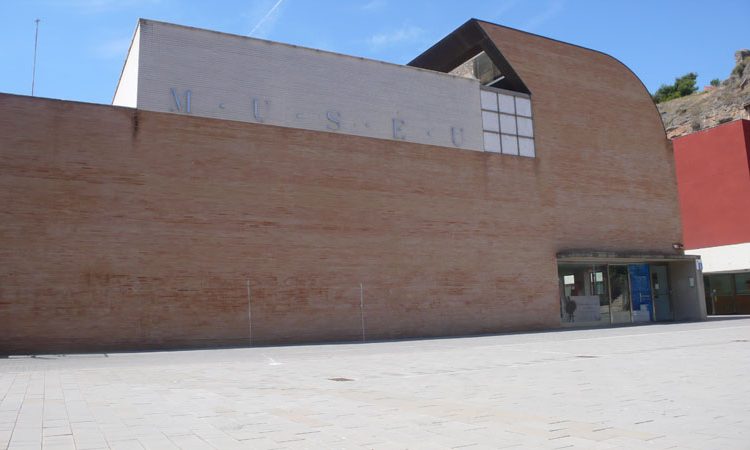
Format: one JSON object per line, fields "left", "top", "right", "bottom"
{"left": 169, "top": 88, "right": 466, "bottom": 148}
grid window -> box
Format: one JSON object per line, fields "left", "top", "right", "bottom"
{"left": 482, "top": 111, "right": 500, "bottom": 132}
{"left": 515, "top": 97, "right": 532, "bottom": 117}
{"left": 519, "top": 137, "right": 535, "bottom": 157}
{"left": 499, "top": 114, "right": 516, "bottom": 134}
{"left": 517, "top": 117, "right": 534, "bottom": 137}
{"left": 483, "top": 132, "right": 501, "bottom": 152}
{"left": 501, "top": 134, "right": 518, "bottom": 155}
{"left": 498, "top": 94, "right": 515, "bottom": 114}
{"left": 480, "top": 90, "right": 498, "bottom": 111}
{"left": 480, "top": 88, "right": 535, "bottom": 157}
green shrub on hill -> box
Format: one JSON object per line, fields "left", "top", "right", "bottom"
{"left": 652, "top": 72, "right": 698, "bottom": 103}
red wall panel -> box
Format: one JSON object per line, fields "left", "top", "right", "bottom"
{"left": 674, "top": 120, "right": 750, "bottom": 249}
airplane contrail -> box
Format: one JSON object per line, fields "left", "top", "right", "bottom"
{"left": 249, "top": 0, "right": 285, "bottom": 36}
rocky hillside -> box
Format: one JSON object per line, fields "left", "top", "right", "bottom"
{"left": 658, "top": 49, "right": 750, "bottom": 139}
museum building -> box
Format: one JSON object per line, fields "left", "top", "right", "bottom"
{"left": 0, "top": 19, "right": 706, "bottom": 353}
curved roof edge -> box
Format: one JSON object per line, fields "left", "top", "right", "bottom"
{"left": 410, "top": 18, "right": 669, "bottom": 140}
{"left": 475, "top": 19, "right": 668, "bottom": 140}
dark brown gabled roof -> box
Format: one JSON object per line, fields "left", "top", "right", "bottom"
{"left": 408, "top": 19, "right": 530, "bottom": 94}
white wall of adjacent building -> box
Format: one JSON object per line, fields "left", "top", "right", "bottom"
{"left": 687, "top": 242, "right": 750, "bottom": 274}
{"left": 114, "top": 19, "right": 485, "bottom": 151}
{"left": 112, "top": 24, "right": 141, "bottom": 108}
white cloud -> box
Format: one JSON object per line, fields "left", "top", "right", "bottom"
{"left": 248, "top": 0, "right": 287, "bottom": 38}
{"left": 93, "top": 36, "right": 133, "bottom": 59}
{"left": 523, "top": 0, "right": 565, "bottom": 31}
{"left": 367, "top": 25, "right": 425, "bottom": 50}
{"left": 494, "top": 0, "right": 520, "bottom": 19}
{"left": 53, "top": 0, "right": 162, "bottom": 13}
{"left": 361, "top": 0, "right": 386, "bottom": 11}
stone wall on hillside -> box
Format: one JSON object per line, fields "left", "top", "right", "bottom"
{"left": 658, "top": 49, "right": 750, "bottom": 139}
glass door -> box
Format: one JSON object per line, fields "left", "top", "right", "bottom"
{"left": 651, "top": 265, "right": 673, "bottom": 321}
{"left": 608, "top": 265, "right": 632, "bottom": 324}
{"left": 558, "top": 264, "right": 610, "bottom": 325}
{"left": 591, "top": 266, "right": 610, "bottom": 325}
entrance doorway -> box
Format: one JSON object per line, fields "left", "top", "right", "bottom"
{"left": 558, "top": 262, "right": 686, "bottom": 325}
{"left": 557, "top": 254, "right": 706, "bottom": 325}
{"left": 651, "top": 265, "right": 673, "bottom": 321}
{"left": 608, "top": 265, "right": 632, "bottom": 324}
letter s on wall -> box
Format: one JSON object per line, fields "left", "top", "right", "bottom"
{"left": 392, "top": 118, "right": 406, "bottom": 140}
{"left": 326, "top": 110, "right": 341, "bottom": 131}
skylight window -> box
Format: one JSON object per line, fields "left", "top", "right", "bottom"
{"left": 449, "top": 51, "right": 503, "bottom": 86}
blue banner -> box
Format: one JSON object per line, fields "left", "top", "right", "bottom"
{"left": 628, "top": 264, "right": 653, "bottom": 322}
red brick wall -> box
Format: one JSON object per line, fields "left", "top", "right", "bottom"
{"left": 673, "top": 120, "right": 750, "bottom": 249}
{"left": 479, "top": 21, "right": 682, "bottom": 252}
{"left": 0, "top": 27, "right": 682, "bottom": 354}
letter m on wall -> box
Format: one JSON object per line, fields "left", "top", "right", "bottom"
{"left": 170, "top": 88, "right": 192, "bottom": 113}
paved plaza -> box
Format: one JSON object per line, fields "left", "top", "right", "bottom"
{"left": 1, "top": 318, "right": 749, "bottom": 449}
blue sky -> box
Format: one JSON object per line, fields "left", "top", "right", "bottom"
{"left": 0, "top": 0, "right": 747, "bottom": 104}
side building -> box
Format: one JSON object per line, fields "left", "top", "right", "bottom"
{"left": 673, "top": 119, "right": 750, "bottom": 314}
{"left": 0, "top": 19, "right": 705, "bottom": 354}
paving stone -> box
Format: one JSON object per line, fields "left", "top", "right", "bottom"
{"left": 1, "top": 318, "right": 749, "bottom": 449}
{"left": 41, "top": 434, "right": 77, "bottom": 450}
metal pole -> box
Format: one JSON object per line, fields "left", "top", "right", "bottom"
{"left": 359, "top": 283, "right": 365, "bottom": 342}
{"left": 32, "top": 19, "right": 40, "bottom": 96}
{"left": 247, "top": 279, "right": 253, "bottom": 346}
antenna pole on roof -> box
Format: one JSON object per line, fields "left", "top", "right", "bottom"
{"left": 31, "top": 19, "right": 40, "bottom": 96}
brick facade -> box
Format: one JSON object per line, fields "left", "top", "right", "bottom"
{"left": 0, "top": 21, "right": 683, "bottom": 354}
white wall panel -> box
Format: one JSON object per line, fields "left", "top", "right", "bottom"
{"left": 686, "top": 242, "right": 750, "bottom": 273}
{"left": 133, "top": 20, "right": 484, "bottom": 151}
{"left": 112, "top": 24, "right": 141, "bottom": 107}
